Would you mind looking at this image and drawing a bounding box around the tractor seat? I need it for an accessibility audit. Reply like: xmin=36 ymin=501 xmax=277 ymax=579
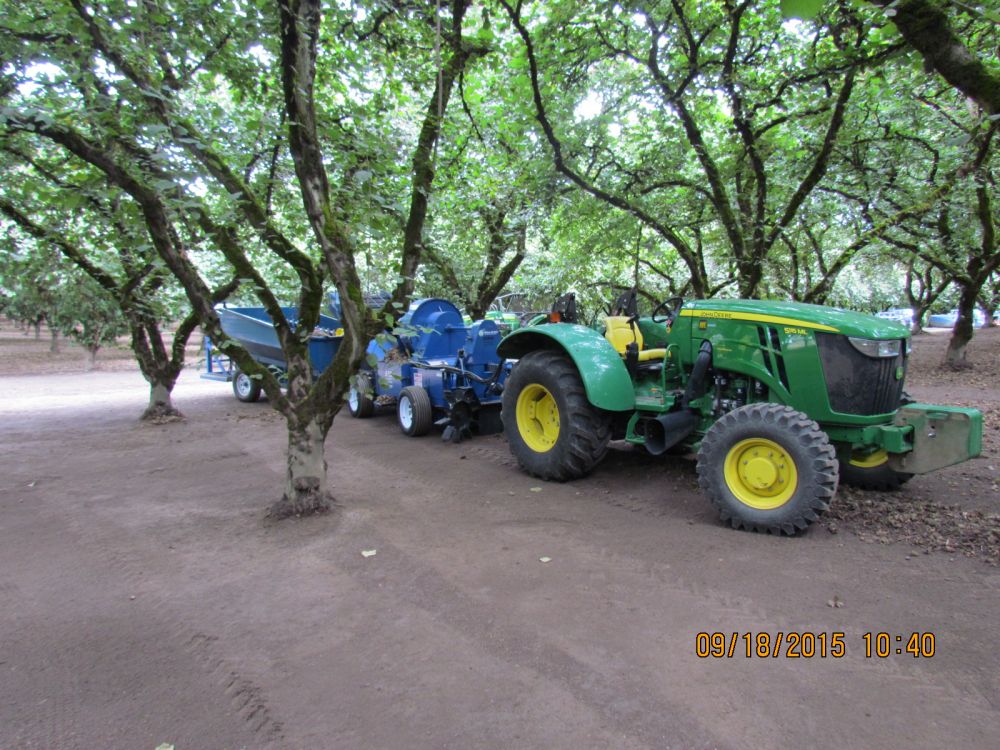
xmin=604 ymin=316 xmax=666 ymax=362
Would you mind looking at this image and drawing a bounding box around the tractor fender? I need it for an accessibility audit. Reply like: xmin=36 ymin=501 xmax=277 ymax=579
xmin=497 ymin=324 xmax=635 ymax=412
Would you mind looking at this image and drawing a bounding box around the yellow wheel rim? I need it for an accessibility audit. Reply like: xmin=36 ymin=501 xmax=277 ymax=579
xmin=849 ymin=449 xmax=888 ymax=468
xmin=516 ymin=383 xmax=560 ymax=453
xmin=723 ymin=438 xmax=798 ymax=510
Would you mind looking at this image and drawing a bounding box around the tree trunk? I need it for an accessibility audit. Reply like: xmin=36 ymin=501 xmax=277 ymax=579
xmin=871 ymin=0 xmax=1000 ymax=116
xmin=944 ymin=288 xmax=978 ymax=369
xmin=84 ymin=344 xmax=99 ymax=371
xmin=981 ymin=302 xmax=997 ymax=328
xmin=737 ymin=259 xmax=763 ymax=300
xmin=49 ymin=329 xmax=60 ymax=353
xmin=141 ymin=378 xmax=183 ymax=421
xmin=270 ymin=416 xmax=332 ymax=518
xmin=34 ymin=320 xmax=41 ymax=339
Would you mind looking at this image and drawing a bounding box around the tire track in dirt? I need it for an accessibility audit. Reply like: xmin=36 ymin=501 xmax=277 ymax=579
xmin=327 ymin=514 xmax=727 ymax=750
xmin=29 ymin=501 xmax=285 ymax=748
xmin=338 ymin=431 xmax=1000 ymax=719
xmin=3 ymin=627 xmax=85 ymax=750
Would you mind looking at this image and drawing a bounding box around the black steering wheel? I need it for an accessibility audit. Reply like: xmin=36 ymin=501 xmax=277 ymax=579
xmin=651 ymin=296 xmax=684 ymax=324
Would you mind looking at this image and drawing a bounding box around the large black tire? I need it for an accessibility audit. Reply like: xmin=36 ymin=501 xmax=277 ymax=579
xmin=348 ymin=373 xmax=375 ymax=418
xmin=398 ymin=386 xmax=433 ymax=437
xmin=838 ymin=452 xmax=913 ymax=491
xmin=232 ymin=369 xmax=262 ymax=403
xmin=697 ymin=403 xmax=839 ymax=535
xmin=502 ymin=350 xmax=611 ymax=481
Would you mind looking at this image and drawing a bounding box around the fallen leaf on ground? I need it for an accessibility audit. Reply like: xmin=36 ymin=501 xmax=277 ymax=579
xmin=361 ymin=549 xmax=376 ymax=558
xmin=539 ymin=556 xmax=552 ymax=563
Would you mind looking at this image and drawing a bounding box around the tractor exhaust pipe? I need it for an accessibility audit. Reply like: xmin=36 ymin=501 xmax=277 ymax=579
xmin=644 ymin=341 xmax=712 ymax=456
xmin=683 ymin=340 xmax=713 ymax=408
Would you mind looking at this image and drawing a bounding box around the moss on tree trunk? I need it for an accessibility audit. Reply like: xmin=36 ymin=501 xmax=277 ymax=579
xmin=270 ymin=416 xmax=332 ymax=519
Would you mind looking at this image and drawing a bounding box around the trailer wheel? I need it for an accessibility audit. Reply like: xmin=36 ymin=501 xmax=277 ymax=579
xmin=839 ymin=450 xmax=912 ymax=491
xmin=502 ymin=350 xmax=611 ymax=481
xmin=233 ymin=369 xmax=262 ymax=403
xmin=348 ymin=374 xmax=375 ymax=418
xmin=698 ymin=403 xmax=838 ymax=534
xmin=398 ymin=386 xmax=433 ymax=437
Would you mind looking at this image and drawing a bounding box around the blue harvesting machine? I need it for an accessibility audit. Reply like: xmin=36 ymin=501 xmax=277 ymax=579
xmin=348 ymin=298 xmax=510 ymax=441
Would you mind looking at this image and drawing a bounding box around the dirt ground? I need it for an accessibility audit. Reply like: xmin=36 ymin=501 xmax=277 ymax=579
xmin=1 ymin=323 xmax=998 ymax=750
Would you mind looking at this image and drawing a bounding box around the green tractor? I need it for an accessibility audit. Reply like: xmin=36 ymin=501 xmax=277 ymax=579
xmin=497 ymin=291 xmax=983 ymax=534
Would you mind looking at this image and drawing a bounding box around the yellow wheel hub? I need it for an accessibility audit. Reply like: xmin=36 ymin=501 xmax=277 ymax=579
xmin=723 ymin=438 xmax=798 ymax=510
xmin=516 ymin=383 xmax=560 ymax=453
xmin=849 ymin=449 xmax=888 ymax=468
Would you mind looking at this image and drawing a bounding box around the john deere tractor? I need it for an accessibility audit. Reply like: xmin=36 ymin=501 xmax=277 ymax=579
xmin=497 ymin=291 xmax=983 ymax=534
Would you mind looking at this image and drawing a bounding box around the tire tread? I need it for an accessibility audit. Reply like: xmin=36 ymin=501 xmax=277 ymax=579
xmin=399 ymin=385 xmax=433 ymax=436
xmin=503 ymin=350 xmax=611 ymax=481
xmin=349 ymin=373 xmax=375 ymax=418
xmin=697 ymin=403 xmax=838 ymax=535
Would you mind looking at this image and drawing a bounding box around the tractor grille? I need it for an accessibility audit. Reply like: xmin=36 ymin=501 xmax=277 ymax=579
xmin=815 ymin=333 xmax=906 ymax=416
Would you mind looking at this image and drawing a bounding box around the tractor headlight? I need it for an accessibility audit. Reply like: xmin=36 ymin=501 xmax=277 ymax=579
xmin=849 ymin=337 xmax=902 ymax=358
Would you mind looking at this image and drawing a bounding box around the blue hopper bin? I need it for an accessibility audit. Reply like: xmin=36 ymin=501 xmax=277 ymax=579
xmin=202 ymin=307 xmax=343 ymax=400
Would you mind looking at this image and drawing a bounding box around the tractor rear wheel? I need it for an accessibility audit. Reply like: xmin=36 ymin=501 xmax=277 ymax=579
xmin=697 ymin=403 xmax=838 ymax=534
xmin=348 ymin=373 xmax=375 ymax=418
xmin=502 ymin=350 xmax=611 ymax=481
xmin=398 ymin=386 xmax=433 ymax=437
xmin=233 ymin=369 xmax=262 ymax=403
xmin=838 ymin=450 xmax=912 ymax=491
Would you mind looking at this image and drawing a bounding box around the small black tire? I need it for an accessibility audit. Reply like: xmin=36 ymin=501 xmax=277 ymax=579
xmin=398 ymin=386 xmax=433 ymax=436
xmin=232 ymin=369 xmax=262 ymax=403
xmin=348 ymin=373 xmax=375 ymax=418
xmin=697 ymin=403 xmax=838 ymax=534
xmin=838 ymin=453 xmax=913 ymax=491
xmin=502 ymin=350 xmax=611 ymax=481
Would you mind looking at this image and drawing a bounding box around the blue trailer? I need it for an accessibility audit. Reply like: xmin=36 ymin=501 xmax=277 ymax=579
xmin=347 ymin=298 xmax=510 ymax=441
xmin=203 ymin=299 xmax=509 ymax=441
xmin=202 ymin=306 xmax=343 ymax=402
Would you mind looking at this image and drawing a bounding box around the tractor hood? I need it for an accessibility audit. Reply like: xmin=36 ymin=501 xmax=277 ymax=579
xmin=680 ymin=299 xmax=911 ymax=340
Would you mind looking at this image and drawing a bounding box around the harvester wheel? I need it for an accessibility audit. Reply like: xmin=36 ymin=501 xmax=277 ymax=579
xmin=232 ymin=369 xmax=262 ymax=403
xmin=398 ymin=386 xmax=433 ymax=437
xmin=839 ymin=450 xmax=912 ymax=491
xmin=348 ymin=373 xmax=375 ymax=418
xmin=697 ymin=403 xmax=838 ymax=534
xmin=502 ymin=350 xmax=611 ymax=481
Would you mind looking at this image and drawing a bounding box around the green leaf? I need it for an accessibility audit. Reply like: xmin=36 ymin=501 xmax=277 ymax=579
xmin=779 ymin=0 xmax=825 ymax=20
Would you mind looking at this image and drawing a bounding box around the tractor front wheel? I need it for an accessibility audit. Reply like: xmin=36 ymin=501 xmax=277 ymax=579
xmin=502 ymin=350 xmax=611 ymax=481
xmin=348 ymin=373 xmax=375 ymax=418
xmin=697 ymin=403 xmax=838 ymax=534
xmin=232 ymin=369 xmax=262 ymax=403
xmin=839 ymin=450 xmax=912 ymax=491
xmin=398 ymin=386 xmax=433 ymax=437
